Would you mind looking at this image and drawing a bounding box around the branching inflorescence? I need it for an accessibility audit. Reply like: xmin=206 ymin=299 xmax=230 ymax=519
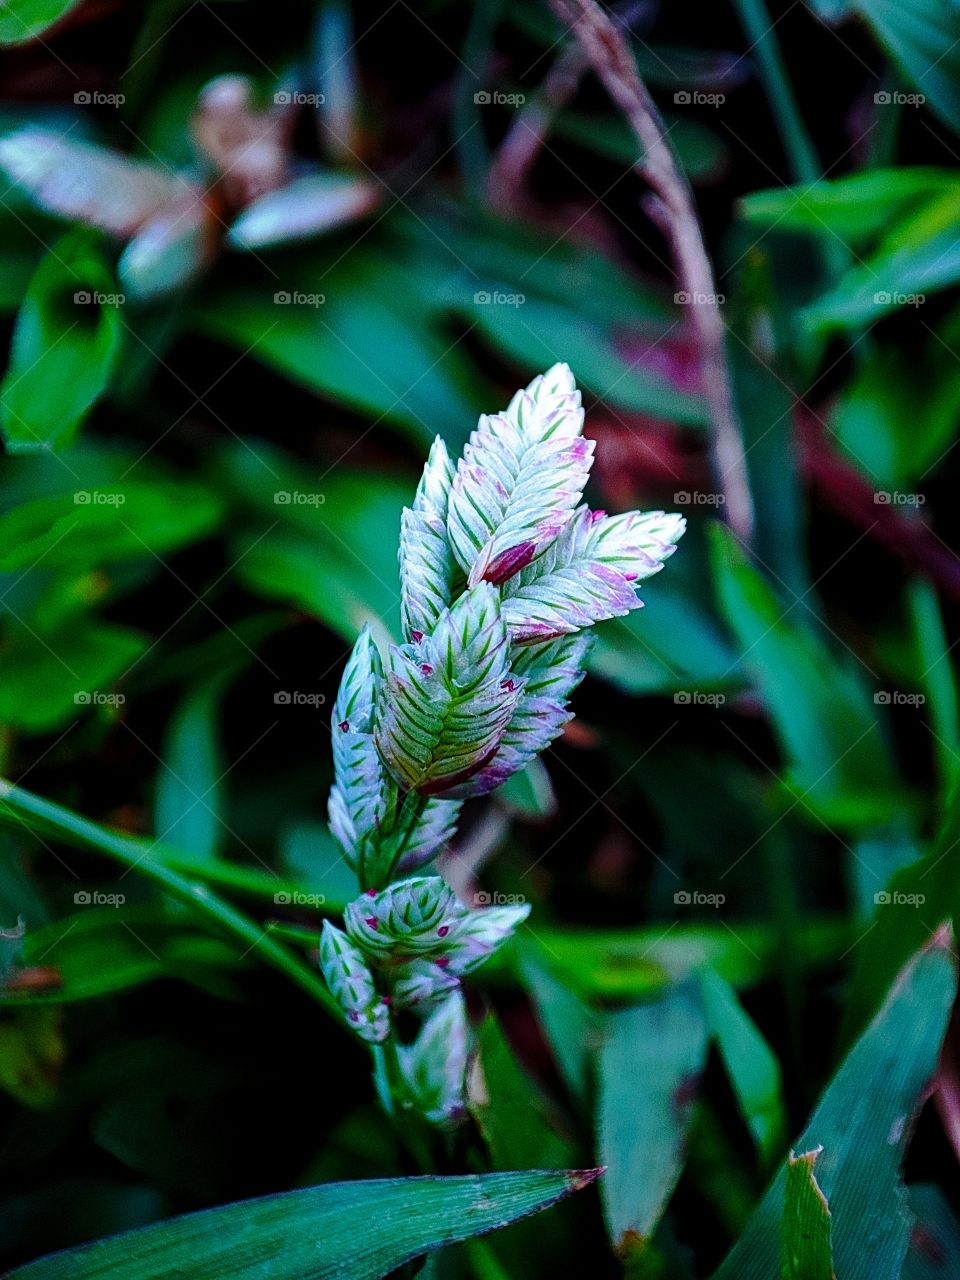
xmin=319 ymin=363 xmax=685 ymax=1126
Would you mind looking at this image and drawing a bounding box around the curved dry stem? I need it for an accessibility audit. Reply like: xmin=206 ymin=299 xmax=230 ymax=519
xmin=546 ymin=0 xmax=755 ymax=545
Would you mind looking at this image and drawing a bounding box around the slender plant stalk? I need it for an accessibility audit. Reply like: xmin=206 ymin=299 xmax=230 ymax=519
xmin=546 ymin=0 xmax=755 ymax=546
xmin=0 ymin=777 xmax=339 ymax=1017
xmin=731 ymin=0 xmax=821 ymax=184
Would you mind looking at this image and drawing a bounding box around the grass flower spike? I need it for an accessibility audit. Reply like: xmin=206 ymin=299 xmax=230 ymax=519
xmin=320 ymin=363 xmax=685 ymax=1126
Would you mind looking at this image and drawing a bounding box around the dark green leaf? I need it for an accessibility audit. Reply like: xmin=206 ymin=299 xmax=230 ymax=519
xmin=0 ymin=618 xmax=144 ymax=734
xmin=597 ymin=985 xmax=709 ymax=1255
xmin=155 ymin=672 xmax=239 ymax=862
xmin=712 ymin=939 xmax=957 ymax=1278
xmin=854 ymin=0 xmax=960 ymax=134
xmin=1 ymin=232 xmax=122 ymax=452
xmin=7 ymin=1169 xmax=602 ymax=1280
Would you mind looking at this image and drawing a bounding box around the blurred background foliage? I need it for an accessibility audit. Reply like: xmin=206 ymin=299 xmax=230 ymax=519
xmin=1 ymin=0 xmax=960 ymax=1276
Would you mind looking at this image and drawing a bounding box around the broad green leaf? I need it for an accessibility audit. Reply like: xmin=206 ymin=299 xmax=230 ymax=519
xmin=597 ymin=985 xmax=709 ymax=1255
xmin=234 ymin=533 xmax=402 ymax=648
xmin=739 ymin=169 xmax=959 ymax=247
xmin=589 ymin=586 xmax=741 ymax=696
xmin=0 ymin=0 xmax=86 ymax=46
xmin=195 ymin=254 xmax=484 ymax=449
xmin=6 ymin=1169 xmax=602 ymax=1280
xmin=709 ymin=524 xmax=899 ymax=827
xmin=854 ymin=0 xmax=960 ymax=134
xmin=831 ymin=341 xmax=960 ymax=487
xmin=700 ymin=970 xmax=787 ymax=1166
xmin=0 ymin=618 xmax=144 ymax=734
xmin=712 ymin=939 xmax=957 ymax=1279
xmin=1 ymin=232 xmax=122 ymax=452
xmin=469 ymin=1016 xmax=582 ymax=1279
xmin=530 ymin=918 xmax=849 ymax=1000
xmin=803 ymin=192 xmax=960 ymax=332
xmin=730 ymin=263 xmax=810 ymax=598
xmin=783 ymin=1148 xmax=834 ymax=1280
xmin=0 ymin=481 xmax=225 ymax=572
xmin=0 ymin=908 xmax=238 ymax=1006
xmin=471 ymin=1014 xmax=576 ymax=1170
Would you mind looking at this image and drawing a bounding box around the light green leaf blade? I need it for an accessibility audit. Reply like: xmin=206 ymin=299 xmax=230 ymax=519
xmin=0 ymin=0 xmax=85 ymax=45
xmin=471 ymin=1014 xmax=576 ymax=1170
xmin=709 ymin=523 xmax=898 ymax=827
xmin=700 ymin=969 xmax=787 ymax=1167
xmin=783 ymin=1147 xmax=835 ymax=1280
xmin=0 ymin=619 xmax=145 ymax=734
xmin=738 ymin=169 xmax=959 ymax=247
xmin=0 ymin=481 xmax=225 ymax=572
xmin=7 ymin=1169 xmax=601 ymax=1280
